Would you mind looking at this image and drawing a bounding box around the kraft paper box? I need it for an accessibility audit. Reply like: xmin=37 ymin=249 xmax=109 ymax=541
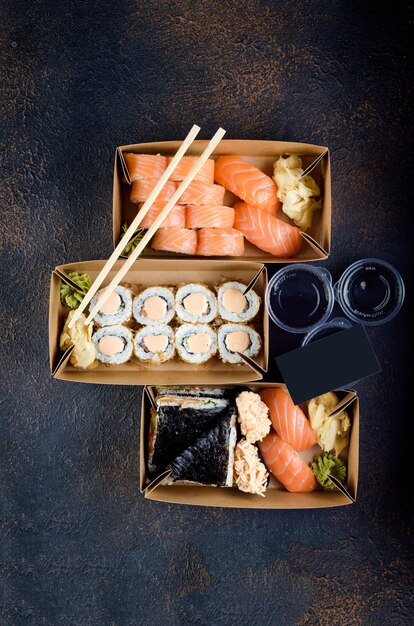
xmin=49 ymin=259 xmax=268 ymax=385
xmin=113 ymin=139 xmax=331 ymax=263
xmin=140 ymin=384 xmax=359 ymax=509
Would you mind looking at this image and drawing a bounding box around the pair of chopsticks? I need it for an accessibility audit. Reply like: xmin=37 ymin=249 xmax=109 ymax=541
xmin=69 ymin=125 xmax=226 ymax=328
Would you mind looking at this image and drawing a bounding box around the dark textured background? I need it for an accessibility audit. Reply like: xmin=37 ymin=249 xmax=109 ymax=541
xmin=1 ymin=1 xmax=413 ymax=624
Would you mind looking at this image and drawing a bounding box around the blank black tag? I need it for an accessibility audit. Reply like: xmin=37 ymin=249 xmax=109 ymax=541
xmin=275 ymin=325 xmax=381 ymax=405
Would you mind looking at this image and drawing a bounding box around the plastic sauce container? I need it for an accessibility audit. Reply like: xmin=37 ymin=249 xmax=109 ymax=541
xmin=301 ymin=317 xmax=352 ymax=346
xmin=334 ymin=258 xmax=405 ymax=325
xmin=266 ymin=264 xmax=335 ymax=334
xmin=266 ymin=259 xmax=405 ymax=334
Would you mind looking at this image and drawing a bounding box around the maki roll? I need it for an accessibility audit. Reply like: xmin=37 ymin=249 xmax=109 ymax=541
xmin=175 ymin=324 xmax=217 ymax=364
xmin=133 ymin=325 xmax=175 ymax=365
xmin=133 ymin=287 xmax=175 ymax=326
xmin=168 ymin=409 xmax=237 ymax=486
xmin=175 ymin=284 xmax=218 ymax=324
xmin=89 ymin=286 xmax=132 ymax=327
xmin=92 ymin=326 xmax=133 ymax=365
xmin=217 ymin=281 xmax=260 ymax=323
xmin=218 ymin=324 xmax=261 ymax=364
xmin=156 ymin=387 xmax=227 ymax=398
xmin=148 ymin=390 xmax=230 ymax=475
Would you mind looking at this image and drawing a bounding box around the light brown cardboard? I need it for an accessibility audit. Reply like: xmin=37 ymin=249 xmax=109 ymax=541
xmin=55 ymin=268 xmax=88 ymax=294
xmin=243 ymin=265 xmax=265 ymax=295
xmin=328 ymin=391 xmax=356 ymax=417
xmin=301 ymin=149 xmax=328 ymax=177
xmin=117 ymin=147 xmax=131 ymax=185
xmin=52 ymin=344 xmax=74 ymax=377
xmin=50 ymin=259 xmax=268 ymax=385
xmin=113 ymin=140 xmax=331 ymax=263
xmin=141 ymin=383 xmax=359 ymax=509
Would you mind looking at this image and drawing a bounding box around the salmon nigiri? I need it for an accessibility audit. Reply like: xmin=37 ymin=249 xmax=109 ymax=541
xmin=151 ymin=227 xmax=197 ymax=255
xmin=130 ymin=179 xmax=176 ymax=204
xmin=137 ymin=203 xmax=186 ymax=229
xmin=259 ymin=431 xmax=317 ymax=493
xmin=177 ymin=181 xmax=225 ymax=206
xmin=123 ymin=153 xmax=167 ymax=181
xmin=260 ymin=388 xmax=317 ymax=451
xmin=215 ymin=156 xmax=280 ymax=215
xmin=233 ymin=202 xmax=302 ymax=257
xmin=186 ymin=205 xmax=235 ymax=229
xmin=168 ymin=156 xmax=215 ymax=184
xmin=196 ymin=228 xmax=244 ymax=257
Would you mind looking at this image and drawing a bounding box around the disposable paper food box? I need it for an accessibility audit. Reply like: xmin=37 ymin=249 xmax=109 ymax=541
xmin=140 ymin=383 xmax=359 ymax=509
xmin=113 ymin=140 xmax=331 ymax=263
xmin=49 ymin=259 xmax=268 ymax=385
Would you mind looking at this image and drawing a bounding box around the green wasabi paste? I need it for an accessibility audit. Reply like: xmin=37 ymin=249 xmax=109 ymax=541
xmin=311 ymin=453 xmax=346 ymax=490
xmin=60 ymin=272 xmax=91 ymax=309
xmin=121 ymin=223 xmax=145 ymax=257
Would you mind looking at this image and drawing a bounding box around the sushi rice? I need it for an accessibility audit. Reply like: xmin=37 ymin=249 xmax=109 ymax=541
xmin=218 ymin=324 xmax=261 ymax=364
xmin=89 ymin=286 xmax=133 ymax=327
xmin=133 ymin=287 xmax=175 ymax=326
xmin=133 ymin=325 xmax=175 ymax=365
xmin=175 ymin=283 xmax=218 ymax=324
xmin=175 ymin=324 xmax=217 ymax=364
xmin=92 ymin=325 xmax=133 ymax=365
xmin=217 ymin=281 xmax=260 ymax=323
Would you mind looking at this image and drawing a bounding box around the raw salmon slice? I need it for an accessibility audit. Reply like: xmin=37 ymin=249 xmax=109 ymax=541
xmin=176 ymin=181 xmax=225 ymax=205
xmin=167 ymin=156 xmax=215 ymax=184
xmin=196 ymin=228 xmax=244 ymax=257
xmin=130 ymin=179 xmax=176 ymax=204
xmin=215 ymin=156 xmax=280 ymax=215
xmin=137 ymin=203 xmax=186 ymax=229
xmin=260 ymin=388 xmax=317 ymax=451
xmin=233 ymin=202 xmax=302 ymax=257
xmin=151 ymin=227 xmax=197 ymax=255
xmin=259 ymin=431 xmax=317 ymax=493
xmin=186 ymin=205 xmax=235 ymax=229
xmin=123 ymin=153 xmax=167 ymax=181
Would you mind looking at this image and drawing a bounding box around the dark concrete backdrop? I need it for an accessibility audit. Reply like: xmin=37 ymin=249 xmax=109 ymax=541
xmin=1 ymin=1 xmax=413 ymax=624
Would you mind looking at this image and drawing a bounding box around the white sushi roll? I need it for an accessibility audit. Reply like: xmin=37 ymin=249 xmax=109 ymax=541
xmin=217 ymin=281 xmax=260 ymax=323
xmin=92 ymin=325 xmax=133 ymax=365
xmin=218 ymin=324 xmax=261 ymax=364
xmin=133 ymin=287 xmax=175 ymax=326
xmin=175 ymin=324 xmax=217 ymax=364
xmin=89 ymin=286 xmax=133 ymax=327
xmin=175 ymin=284 xmax=218 ymax=324
xmin=133 ymin=325 xmax=175 ymax=364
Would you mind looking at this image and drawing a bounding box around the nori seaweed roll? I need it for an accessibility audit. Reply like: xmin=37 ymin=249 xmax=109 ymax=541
xmin=92 ymin=325 xmax=133 ymax=364
xmin=175 ymin=283 xmax=218 ymax=324
xmin=217 ymin=324 xmax=261 ymax=364
xmin=133 ymin=287 xmax=175 ymax=326
xmin=148 ymin=391 xmax=230 ymax=476
xmin=175 ymin=324 xmax=217 ymax=364
xmin=89 ymin=286 xmax=133 ymax=327
xmin=156 ymin=387 xmax=227 ymax=398
xmin=133 ymin=325 xmax=175 ymax=364
xmin=168 ymin=408 xmax=237 ymax=486
xmin=217 ymin=281 xmax=260 ymax=323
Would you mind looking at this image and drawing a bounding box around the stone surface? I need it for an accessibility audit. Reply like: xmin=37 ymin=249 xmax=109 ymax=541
xmin=1 ymin=1 xmax=413 ymax=624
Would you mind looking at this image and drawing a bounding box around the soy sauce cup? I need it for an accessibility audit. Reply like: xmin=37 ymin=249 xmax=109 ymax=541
xmin=266 ymin=264 xmax=335 ymax=334
xmin=334 ymin=258 xmax=405 ymax=325
xmin=301 ymin=317 xmax=352 ymax=346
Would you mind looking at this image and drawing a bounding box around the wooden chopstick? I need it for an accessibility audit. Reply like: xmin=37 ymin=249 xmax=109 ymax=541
xmin=84 ymin=127 xmax=226 ymax=326
xmin=68 ymin=124 xmax=201 ymax=328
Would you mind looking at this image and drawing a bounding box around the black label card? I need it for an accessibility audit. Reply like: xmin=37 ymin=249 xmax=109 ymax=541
xmin=275 ymin=325 xmax=381 ymax=405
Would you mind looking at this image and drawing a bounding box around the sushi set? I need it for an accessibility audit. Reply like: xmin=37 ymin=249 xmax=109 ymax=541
xmin=49 ymin=126 xmax=406 ymax=508
xmin=140 ymin=384 xmax=359 ymax=509
xmin=113 ymin=140 xmax=331 ymax=263
xmin=49 ymin=259 xmax=268 ymax=385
